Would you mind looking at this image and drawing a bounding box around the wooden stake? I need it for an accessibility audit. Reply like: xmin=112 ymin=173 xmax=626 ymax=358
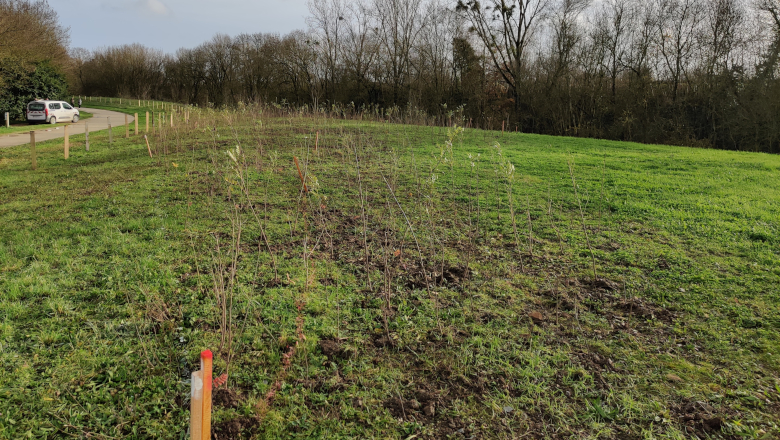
xmin=125 ymin=114 xmax=129 ymax=139
xmin=4 ymin=112 xmax=8 ymax=128
xmin=134 ymin=113 xmax=138 ymax=135
xmin=144 ymin=135 xmax=153 ymax=158
xmin=64 ymin=125 xmax=69 ymax=159
xmin=170 ymin=113 xmax=173 ymax=128
xmin=294 ymin=156 xmax=308 ymax=192
xmin=189 ymin=370 xmax=203 ymax=440
xmin=145 ymin=111 xmax=149 ymax=133
xmin=315 ymin=131 xmax=319 ymax=152
xmin=30 ymin=131 xmax=36 ymax=170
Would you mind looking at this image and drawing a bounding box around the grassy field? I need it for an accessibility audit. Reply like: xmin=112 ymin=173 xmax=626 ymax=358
xmin=0 ymin=102 xmax=778 ymax=439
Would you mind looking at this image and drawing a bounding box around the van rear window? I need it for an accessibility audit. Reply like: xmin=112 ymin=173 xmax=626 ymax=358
xmin=28 ymin=103 xmax=45 ymax=111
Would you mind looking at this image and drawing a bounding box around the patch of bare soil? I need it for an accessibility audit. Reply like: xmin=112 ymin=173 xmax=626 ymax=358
xmin=213 ymin=388 xmax=242 ymax=409
xmin=669 ymin=399 xmax=736 ymax=439
xmin=383 ymin=389 xmax=443 ymax=428
xmin=616 ymin=297 xmax=674 ymax=323
xmin=212 ymin=416 xmax=259 ymax=440
xmin=319 ymin=338 xmax=350 ymax=360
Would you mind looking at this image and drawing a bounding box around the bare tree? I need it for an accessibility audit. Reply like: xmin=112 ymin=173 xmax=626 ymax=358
xmin=68 ymin=47 xmax=91 ymax=94
xmin=756 ymin=0 xmax=780 ymax=31
xmin=274 ymin=31 xmax=320 ymax=104
xmin=655 ymin=0 xmax=704 ymax=102
xmin=456 ymin=0 xmax=552 ymax=107
xmin=622 ymin=1 xmax=655 ymax=82
xmin=702 ymin=0 xmax=745 ymax=76
xmin=167 ymin=47 xmax=207 ymax=104
xmin=234 ymin=33 xmax=279 ymax=104
xmin=593 ymin=0 xmax=636 ymax=100
xmin=0 ymin=0 xmax=69 ymax=64
xmin=372 ymin=0 xmax=428 ymax=103
xmin=415 ymin=0 xmax=461 ymax=107
xmin=308 ymin=0 xmax=348 ymax=102
xmin=202 ymin=34 xmax=240 ymax=106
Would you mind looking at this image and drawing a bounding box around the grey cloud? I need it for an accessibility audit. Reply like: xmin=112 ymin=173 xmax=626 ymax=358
xmin=137 ymin=0 xmax=171 ymax=17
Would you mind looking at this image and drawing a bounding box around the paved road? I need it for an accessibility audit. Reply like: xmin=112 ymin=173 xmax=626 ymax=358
xmin=0 ymin=108 xmax=134 ymax=149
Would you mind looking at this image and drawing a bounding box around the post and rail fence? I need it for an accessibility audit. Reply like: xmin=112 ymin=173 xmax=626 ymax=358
xmin=12 ymin=98 xmax=195 ymax=170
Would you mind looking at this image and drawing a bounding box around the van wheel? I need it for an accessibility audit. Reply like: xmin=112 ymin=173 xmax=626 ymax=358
xmin=49 ymin=117 xmax=56 ymax=124
xmin=72 ymin=115 xmax=79 ymax=123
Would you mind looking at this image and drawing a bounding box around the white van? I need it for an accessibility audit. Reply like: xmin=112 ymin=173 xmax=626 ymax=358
xmin=26 ymin=100 xmax=80 ymax=124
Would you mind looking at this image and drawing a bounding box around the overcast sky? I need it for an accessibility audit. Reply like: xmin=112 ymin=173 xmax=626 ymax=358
xmin=52 ymin=0 xmax=310 ymax=54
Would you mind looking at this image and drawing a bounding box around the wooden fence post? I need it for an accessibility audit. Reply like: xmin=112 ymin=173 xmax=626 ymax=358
xmin=85 ymin=122 xmax=90 ymax=151
xmin=170 ymin=112 xmax=173 ymax=128
xmin=125 ymin=114 xmax=129 ymax=139
xmin=64 ymin=125 xmax=69 ymax=159
xmin=134 ymin=113 xmax=138 ymax=135
xmin=30 ymin=131 xmax=36 ymax=170
xmin=4 ymin=112 xmax=8 ymax=128
xmin=144 ymin=135 xmax=153 ymax=158
xmin=145 ymin=111 xmax=149 ymax=133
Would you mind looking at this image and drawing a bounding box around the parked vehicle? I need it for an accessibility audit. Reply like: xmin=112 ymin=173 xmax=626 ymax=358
xmin=26 ymin=100 xmax=80 ymax=124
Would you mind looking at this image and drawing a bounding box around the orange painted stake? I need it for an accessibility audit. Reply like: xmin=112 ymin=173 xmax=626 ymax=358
xmin=201 ymin=350 xmax=213 ymax=440
xmin=189 ymin=350 xmax=213 ymax=440
xmin=294 ymin=156 xmax=308 ymax=192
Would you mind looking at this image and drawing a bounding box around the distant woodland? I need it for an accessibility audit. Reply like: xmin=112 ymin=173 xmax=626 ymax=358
xmin=14 ymin=0 xmax=780 ymax=152
xmin=0 ymin=0 xmax=69 ymax=119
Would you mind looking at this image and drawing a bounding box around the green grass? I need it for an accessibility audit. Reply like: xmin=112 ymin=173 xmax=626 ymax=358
xmin=0 ymin=103 xmax=778 ymax=439
xmin=0 ymin=111 xmax=94 ymax=136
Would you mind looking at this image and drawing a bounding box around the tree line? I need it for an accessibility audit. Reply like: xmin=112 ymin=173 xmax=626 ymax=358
xmin=67 ymin=0 xmax=780 ymax=153
xmin=0 ymin=0 xmax=69 ymax=120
